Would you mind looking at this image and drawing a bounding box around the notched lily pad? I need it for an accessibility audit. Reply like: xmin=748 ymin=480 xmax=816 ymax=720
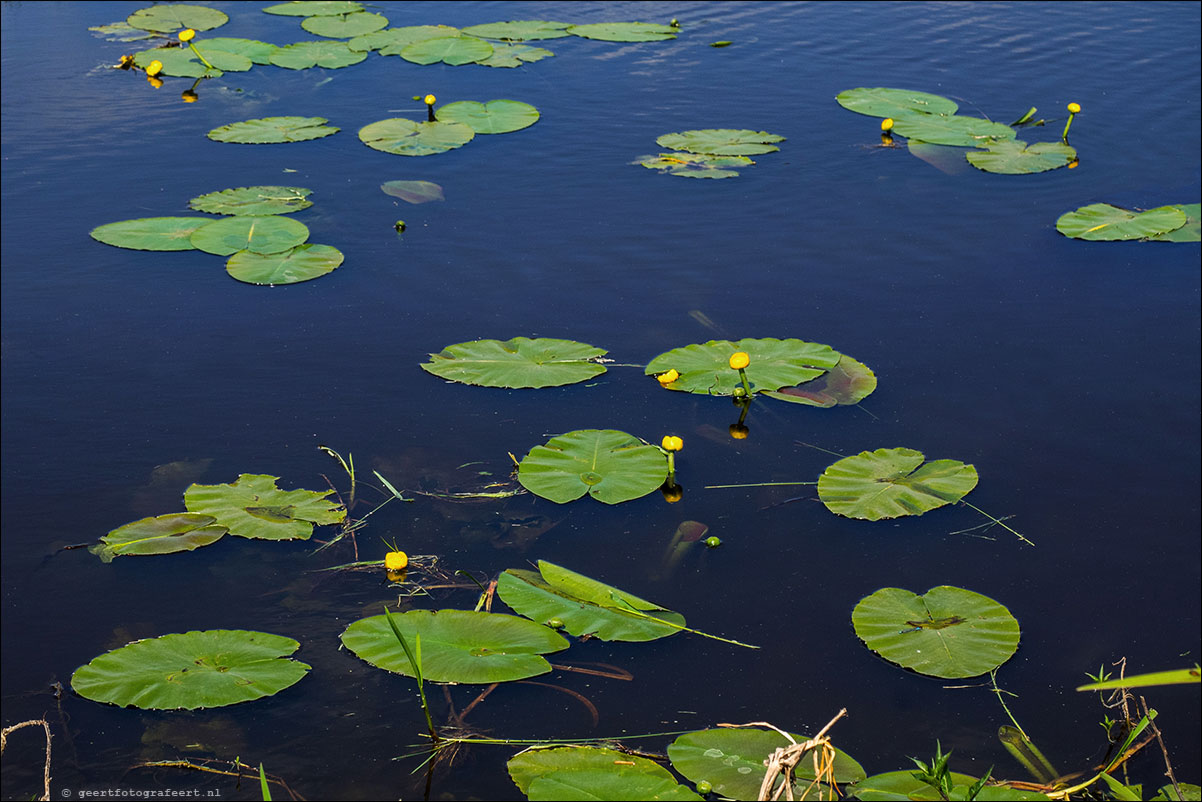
xmin=518 ymin=429 xmax=668 ymax=504
xmin=401 ymin=35 xmax=493 ymax=66
xmin=184 ymin=473 xmax=345 ymax=540
xmin=381 ymin=180 xmax=444 ymax=204
xmin=189 ymin=186 xmax=313 ymax=216
xmin=509 ymin=746 xmax=703 ymax=801
xmin=1056 ymin=203 xmax=1189 ymax=241
xmin=359 ymin=119 xmax=475 ymax=156
xmin=349 ymin=25 xmax=459 ymax=54
xmin=761 ymin=354 xmax=877 ymax=407
xmin=301 ymin=11 xmax=388 ymax=38
xmin=226 ymin=244 xmax=343 ymax=285
xmin=71 ymin=630 xmax=309 ymax=710
xmin=852 ymin=586 xmax=1021 ymax=678
xmin=190 ymin=216 xmax=310 ymax=256
xmin=891 ymin=114 xmax=1016 ymax=147
xmin=127 ymin=4 xmax=228 ymax=33
xmin=1149 ymin=203 xmax=1201 ymax=242
xmin=461 ymin=21 xmax=572 ymax=41
xmin=566 ymin=22 xmax=678 ymax=42
xmin=836 ymin=87 xmax=959 ymax=118
xmin=132 ymin=47 xmax=225 ymax=79
xmin=639 ymin=152 xmax=753 ymax=179
xmin=645 ymin=338 xmax=841 ymax=396
xmin=656 ymin=129 xmax=785 ymax=156
xmin=818 ymin=447 xmax=978 ymax=521
xmin=90 ymin=217 xmax=209 ymax=251
xmin=435 ymin=100 xmax=540 ymax=134
xmin=262 ymin=1 xmax=363 ymax=16
xmin=421 ymin=337 xmax=607 ymax=388
xmin=89 ymin=513 xmax=227 ymax=563
xmin=207 ymin=116 xmax=340 ymax=144
xmin=269 ymin=40 xmax=367 ymax=69
xmin=966 ymin=139 xmax=1076 ymax=174
xmin=476 ymin=43 xmax=554 ymax=68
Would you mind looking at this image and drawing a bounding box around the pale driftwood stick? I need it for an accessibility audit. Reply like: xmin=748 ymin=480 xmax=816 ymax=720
xmin=0 ymin=718 xmax=52 ymax=801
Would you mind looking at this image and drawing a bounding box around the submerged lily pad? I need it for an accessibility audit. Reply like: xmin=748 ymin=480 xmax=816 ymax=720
xmin=639 ymin=152 xmax=754 ymax=178
xmin=645 ymin=338 xmax=841 ymax=396
xmin=761 ymin=354 xmax=877 ymax=407
xmin=127 ymin=4 xmax=228 ymax=33
xmin=72 ymin=631 xmax=309 ymax=710
xmin=668 ymin=728 xmax=866 ymax=800
xmin=836 ymin=87 xmax=959 ymax=118
xmin=966 ymin=139 xmax=1076 ymax=174
xmin=891 ymin=115 xmax=1016 ymax=147
xmin=90 ymin=217 xmax=208 ymax=251
xmin=436 ymin=100 xmax=540 ymax=134
xmin=189 ymin=216 xmax=310 ymax=256
xmin=509 ymin=746 xmax=703 ymax=801
xmin=851 ymin=586 xmax=1021 ymax=678
xmin=359 ymin=119 xmax=475 ymax=156
xmin=461 ymin=20 xmax=572 ymax=41
xmin=208 ymin=116 xmax=340 ymax=144
xmin=477 ymin=43 xmax=554 ymax=68
xmin=89 ymin=513 xmax=227 ymax=563
xmin=518 ymin=429 xmax=668 ymax=504
xmin=269 ymin=40 xmax=367 ymax=69
xmin=1149 ymin=203 xmax=1201 ymax=242
xmin=498 ymin=560 xmax=685 ymax=642
xmin=301 ymin=11 xmax=388 ymax=38
xmin=339 ymin=609 xmax=568 ymax=684
xmin=381 ymin=180 xmax=444 ymax=204
xmin=401 ymin=35 xmax=493 ymax=65
xmin=226 ymin=244 xmax=343 ymax=285
xmin=262 ymin=1 xmax=363 ymax=15
xmin=349 ymin=25 xmax=460 ymax=54
xmin=566 ymin=22 xmax=678 ymax=42
xmin=421 ymin=337 xmax=606 ymax=388
xmin=189 ymin=186 xmax=313 ymax=216
xmin=656 ymin=129 xmax=785 ymax=156
xmin=90 ymin=21 xmax=158 ymax=42
xmin=184 ymin=474 xmax=345 ymax=540
xmin=818 ymin=447 xmax=978 ymax=521
xmin=1055 ymin=203 xmax=1188 ymax=241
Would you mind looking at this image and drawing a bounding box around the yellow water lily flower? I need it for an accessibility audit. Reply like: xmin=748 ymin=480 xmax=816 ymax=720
xmin=146 ymin=59 xmax=163 ymax=77
xmin=1067 ymin=102 xmax=1081 ymax=114
xmin=661 ymin=435 xmax=684 ymax=452
xmin=424 ymin=94 xmax=437 ymax=105
xmin=881 ymin=118 xmax=894 ymax=132
xmin=657 ymin=369 xmax=680 ymax=385
xmin=729 ymin=352 xmax=750 ymax=370
xmin=385 ymin=550 xmax=408 ymax=571
xmin=178 ymin=28 xmax=196 ymax=42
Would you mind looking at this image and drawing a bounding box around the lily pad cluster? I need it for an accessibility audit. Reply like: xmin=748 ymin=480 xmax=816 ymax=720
xmin=638 ymin=129 xmax=786 ymax=178
xmin=837 ymin=87 xmax=1077 ymax=174
xmin=1056 ymin=202 xmax=1200 ymax=242
xmin=89 ymin=186 xmax=345 ymax=285
xmin=360 ymin=99 xmax=540 ymax=157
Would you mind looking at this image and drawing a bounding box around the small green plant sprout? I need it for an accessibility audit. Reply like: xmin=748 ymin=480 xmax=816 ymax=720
xmin=660 ymin=435 xmax=683 ymax=485
xmin=178 ymin=28 xmax=215 ymax=71
xmin=1061 ymin=102 xmax=1081 ymax=142
xmin=394 ymin=219 xmax=406 ymax=233
xmin=1010 ymin=106 xmax=1039 ymax=126
xmin=424 ymin=93 xmax=437 ymax=122
xmin=382 ymin=606 xmax=438 ymax=744
xmin=704 ymin=536 xmax=721 ymax=548
xmin=258 ymin=763 xmax=272 ymax=801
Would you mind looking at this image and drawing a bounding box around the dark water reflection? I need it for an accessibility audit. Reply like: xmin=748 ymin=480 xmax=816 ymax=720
xmin=2 ymin=2 xmax=1199 ymax=799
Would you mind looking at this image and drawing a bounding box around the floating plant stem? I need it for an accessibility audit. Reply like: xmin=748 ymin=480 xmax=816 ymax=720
xmin=959 ymin=501 xmax=1035 ymax=546
xmin=704 ymin=481 xmax=817 ymax=489
xmin=609 ymin=595 xmax=759 ymax=649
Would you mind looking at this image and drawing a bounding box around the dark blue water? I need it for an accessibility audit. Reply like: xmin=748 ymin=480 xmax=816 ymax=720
xmin=3 ymin=2 xmax=1199 ymax=799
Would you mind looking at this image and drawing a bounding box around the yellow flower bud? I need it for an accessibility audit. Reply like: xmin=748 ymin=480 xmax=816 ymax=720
xmin=881 ymin=117 xmax=894 ymax=132
xmin=179 ymin=28 xmax=196 ymax=42
xmin=661 ymin=435 xmax=683 ymax=452
xmin=424 ymin=94 xmax=437 ymax=106
xmin=657 ymin=369 xmax=680 ymax=385
xmin=146 ymin=60 xmax=164 ymax=77
xmin=385 ymin=550 xmax=408 ymax=571
xmin=729 ymin=352 xmax=750 ymax=370
xmin=1067 ymin=102 xmax=1081 ymax=114
xmin=182 ymin=90 xmax=198 ymax=103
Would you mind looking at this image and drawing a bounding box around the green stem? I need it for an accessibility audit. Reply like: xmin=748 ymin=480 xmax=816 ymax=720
xmin=737 ymin=367 xmax=753 ymax=396
xmin=188 ymin=42 xmax=215 ymax=71
xmin=384 ymin=608 xmax=438 ymax=744
xmin=960 ymin=501 xmax=1035 ymax=546
xmin=704 ymin=481 xmax=818 ymax=489
xmin=609 ymin=595 xmax=759 ymax=649
xmin=1061 ymin=112 xmax=1075 ymax=142
xmin=666 ymin=452 xmax=676 ymax=485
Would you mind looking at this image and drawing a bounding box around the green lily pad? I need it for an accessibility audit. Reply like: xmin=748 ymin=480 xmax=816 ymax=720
xmin=1149 ymin=203 xmax=1202 ymax=242
xmin=401 ymin=35 xmax=494 ymax=65
xmin=127 ymin=4 xmax=228 ymax=33
xmin=509 ymin=746 xmax=703 ymax=801
xmin=72 ymin=630 xmax=308 ymax=710
xmin=639 ymin=152 xmax=754 ymax=178
xmin=498 ymin=560 xmax=686 ymax=642
xmin=668 ymin=727 xmax=866 ymax=800
xmin=90 ymin=22 xmax=158 ymax=42
xmin=656 ymin=129 xmax=785 ymax=156
xmin=269 ymin=40 xmax=368 ymax=69
xmin=892 ymin=115 xmax=1016 ymax=147
xmin=1151 ymin=782 xmax=1202 ymax=801
xmin=966 ymin=139 xmax=1076 ymax=174
xmin=1056 ymin=203 xmax=1188 ymax=241
xmin=358 ymin=119 xmax=475 ymax=156
xmin=189 ymin=216 xmax=310 ymax=256
xmin=461 ymin=21 xmax=572 ymax=41
xmin=835 ymin=87 xmax=959 ymax=119
xmin=852 ymin=586 xmax=1021 ymax=679
xmin=476 ymin=43 xmax=554 ymax=68
xmin=198 ymin=38 xmax=280 ymax=64
xmin=90 ymin=217 xmax=209 ymax=251
xmin=262 ymin=1 xmax=363 ymax=15
xmin=89 ymin=513 xmax=227 ymax=563
xmin=207 ymin=116 xmax=340 ymax=144
xmin=818 ymin=447 xmax=978 ymax=521
xmin=132 ymin=46 xmax=225 ymax=79
xmin=566 ymin=22 xmax=678 ymax=42
xmin=226 ymin=244 xmax=343 ymax=285
xmin=189 ymin=186 xmax=313 ymax=216
xmin=348 ymin=25 xmax=460 ymax=54
xmin=761 ymin=354 xmax=877 ymax=407
xmin=645 ymin=338 xmax=842 ymax=396
xmin=420 ymin=337 xmax=606 ymax=388
xmin=518 ymin=429 xmax=668 ymax=505
xmin=381 ymin=180 xmax=444 ymax=204
xmin=849 ymin=770 xmax=1048 ymax=800
xmin=184 ymin=474 xmax=345 ymax=540
xmin=435 ymin=100 xmax=540 ymax=134
xmin=301 ymin=11 xmax=388 ymax=38
xmin=339 ymin=609 xmax=568 ymax=684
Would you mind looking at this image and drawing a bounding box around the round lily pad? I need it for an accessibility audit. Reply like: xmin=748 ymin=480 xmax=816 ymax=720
xmin=262 ymin=1 xmax=364 ymax=15
xmin=184 ymin=474 xmax=345 ymax=540
xmin=189 ymin=186 xmax=313 ymax=216
xmin=132 ymin=46 xmax=226 ymax=78
xmin=89 ymin=513 xmax=227 ymax=563
xmin=381 ymin=180 xmax=444 ymax=204
xmin=207 ymin=116 xmax=340 ymax=144
xmin=90 ymin=217 xmax=209 ymax=251
xmin=1055 ymin=203 xmax=1188 ymax=241
xmin=435 ymin=100 xmax=539 ymax=134
xmin=420 ymin=337 xmax=606 ymax=388
xmin=461 ymin=21 xmax=572 ymax=41
xmin=127 ymin=4 xmax=228 ymax=33
xmin=1149 ymin=203 xmax=1201 ymax=242
xmin=656 ymin=129 xmax=785 ymax=156
xmin=509 ymin=747 xmax=702 ymax=801
xmin=817 ymin=447 xmax=978 ymax=521
xmin=358 ymin=119 xmax=475 ymax=156
xmin=645 ymin=338 xmax=842 ymax=396
xmin=340 ymin=609 xmax=568 ymax=684
xmin=199 ymin=37 xmax=279 ymax=64
xmin=401 ymin=35 xmax=493 ymax=65
xmin=891 ymin=115 xmax=1016 ymax=147
xmin=518 ymin=429 xmax=668 ymax=505
xmin=851 ymin=586 xmax=1021 ymax=678
xmin=226 ymin=244 xmax=343 ymax=285
xmin=835 ymin=87 xmax=959 ymax=118
xmin=349 ymin=25 xmax=459 ymax=54
xmin=189 ymin=216 xmax=310 ymax=256
xmin=639 ymin=152 xmax=754 ymax=178
xmin=477 ymin=43 xmax=554 ymax=68
xmin=301 ymin=11 xmax=388 ymax=38
xmin=71 ymin=630 xmax=310 ymax=710
xmin=566 ymin=22 xmax=678 ymax=42
xmin=760 ymin=354 xmax=877 ymax=407
xmin=269 ymin=40 xmax=367 ymax=69
xmin=966 ymin=139 xmax=1076 ymax=174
